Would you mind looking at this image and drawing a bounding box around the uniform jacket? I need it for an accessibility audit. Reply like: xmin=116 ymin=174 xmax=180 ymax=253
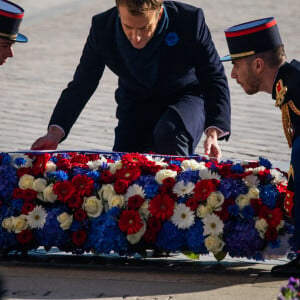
xmin=49 ymin=1 xmax=231 ymax=148
xmin=272 ymin=60 xmax=300 ymax=147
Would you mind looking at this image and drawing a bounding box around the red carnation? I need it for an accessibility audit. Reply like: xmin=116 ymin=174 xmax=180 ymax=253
xmin=114 ymin=179 xmax=130 ymax=194
xmin=265 ymin=227 xmax=278 ymax=242
xmin=258 ymin=205 xmax=283 ymax=228
xmin=21 ymin=201 xmax=35 ymax=214
xmin=70 ymin=154 xmax=89 ymax=165
xmin=53 ymin=181 xmax=76 ymax=203
xmin=17 ymin=229 xmax=33 ymax=244
xmin=74 ymin=209 xmax=88 ymax=221
xmin=185 ymin=197 xmax=199 ymax=211
xmin=149 ymin=193 xmax=174 ymax=221
xmin=100 ymin=170 xmax=115 ymax=184
xmin=143 ymin=228 xmax=157 ymax=244
xmin=167 ymin=164 xmax=182 ymax=172
xmin=56 ymin=158 xmax=72 ymax=171
xmin=141 ymin=160 xmax=162 ymax=174
xmin=67 ymin=194 xmax=84 ymax=210
xmin=22 ymin=189 xmax=38 ymax=202
xmin=16 ymin=167 xmax=32 ymax=178
xmin=71 ymin=174 xmax=94 ymax=196
xmin=119 ymin=210 xmax=143 ymax=234
xmin=147 ymin=216 xmax=162 ymax=232
xmin=72 ymin=230 xmax=87 ymax=246
xmin=127 ymin=195 xmax=145 ymax=210
xmin=162 ymin=177 xmax=176 ymax=189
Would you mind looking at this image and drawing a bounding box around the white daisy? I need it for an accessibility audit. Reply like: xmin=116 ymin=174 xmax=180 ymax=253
xmin=245 ymin=166 xmax=266 ymax=175
xmin=171 ymin=203 xmax=195 ymax=229
xmin=172 ymin=180 xmax=195 ymax=197
xmin=125 ymin=184 xmax=146 ymax=201
xmin=199 ymin=169 xmax=221 ymax=180
xmin=144 ymin=155 xmax=168 ymax=168
xmin=27 ymin=205 xmax=47 ymax=229
xmin=202 ymin=213 xmax=224 ymax=236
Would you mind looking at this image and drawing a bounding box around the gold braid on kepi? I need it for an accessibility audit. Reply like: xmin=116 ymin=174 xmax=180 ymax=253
xmin=280 ymin=103 xmax=293 ymax=148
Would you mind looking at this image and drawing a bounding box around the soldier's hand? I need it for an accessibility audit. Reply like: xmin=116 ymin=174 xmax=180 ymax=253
xmin=203 ymin=128 xmax=222 ymax=161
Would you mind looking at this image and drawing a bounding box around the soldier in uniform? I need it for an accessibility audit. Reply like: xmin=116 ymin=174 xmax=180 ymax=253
xmin=31 ymin=0 xmax=231 ymax=159
xmin=0 ymin=0 xmax=28 ymax=65
xmin=221 ymin=17 xmax=300 ymax=276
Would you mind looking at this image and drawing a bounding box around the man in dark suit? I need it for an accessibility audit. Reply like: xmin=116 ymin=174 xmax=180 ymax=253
xmin=31 ymin=0 xmax=231 ymax=158
xmin=221 ymin=17 xmax=300 ymax=276
xmin=0 ymin=0 xmax=28 ymax=65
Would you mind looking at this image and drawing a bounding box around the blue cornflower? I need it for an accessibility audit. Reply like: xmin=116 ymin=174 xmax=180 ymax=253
xmin=259 ymin=157 xmax=272 ymax=169
xmin=185 ymin=220 xmax=208 ymax=254
xmin=177 ymin=170 xmax=200 ymax=183
xmin=259 ymin=184 xmax=279 ymax=209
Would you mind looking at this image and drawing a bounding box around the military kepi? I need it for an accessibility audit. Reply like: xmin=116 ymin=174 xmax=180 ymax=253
xmin=221 ymin=17 xmax=282 ymax=62
xmin=0 ymin=0 xmax=27 ymax=42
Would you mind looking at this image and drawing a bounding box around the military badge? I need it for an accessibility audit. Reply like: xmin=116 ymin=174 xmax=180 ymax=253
xmin=275 ymin=79 xmax=287 ymax=107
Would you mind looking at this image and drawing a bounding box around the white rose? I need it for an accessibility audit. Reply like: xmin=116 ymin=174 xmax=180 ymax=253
xmin=19 ymin=174 xmax=34 ymax=190
xmin=204 ymin=234 xmax=225 ymax=255
xmin=12 ymin=215 xmax=28 ymax=233
xmin=45 ymin=161 xmax=57 ymax=174
xmin=255 ymin=218 xmax=268 ymax=238
xmin=207 ymin=192 xmax=224 ymax=209
xmin=57 ymin=212 xmax=73 ymax=230
xmin=32 ymin=178 xmax=47 ymax=192
xmin=98 ymin=184 xmax=115 ymax=202
xmin=108 ymin=161 xmax=122 ymax=174
xmin=181 ymin=159 xmax=206 ymax=171
xmin=127 ymin=222 xmax=146 ymax=245
xmin=83 ymin=196 xmax=103 ymax=218
xmin=2 ymin=217 xmax=14 ymax=232
xmin=247 ymin=187 xmax=260 ymax=199
xmin=42 ymin=183 xmax=57 ymax=203
xmin=155 ymin=169 xmax=177 ymax=184
xmin=235 ymin=194 xmax=251 ymax=209
xmin=108 ymin=194 xmax=125 ymax=209
xmin=196 ymin=204 xmax=212 ymax=218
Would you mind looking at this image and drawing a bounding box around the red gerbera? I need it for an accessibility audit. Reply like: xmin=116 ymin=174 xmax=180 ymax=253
xmin=119 ymin=210 xmax=143 ymax=234
xmin=70 ymin=154 xmax=89 ymax=165
xmin=53 ymin=181 xmax=76 ymax=203
xmin=114 ymin=179 xmax=130 ymax=194
xmin=162 ymin=177 xmax=176 ymax=189
xmin=121 ymin=153 xmax=146 ymax=168
xmin=72 ymin=230 xmax=87 ymax=246
xmin=17 ymin=229 xmax=33 ymax=244
xmin=147 ymin=216 xmax=162 ymax=232
xmin=115 ymin=167 xmax=141 ymax=182
xmin=149 ymin=193 xmax=174 ymax=221
xmin=127 ymin=195 xmax=145 ymax=210
xmin=193 ymin=179 xmax=218 ymax=202
xmin=71 ymin=174 xmax=94 ymax=196
xmin=56 ymin=158 xmax=72 ymax=172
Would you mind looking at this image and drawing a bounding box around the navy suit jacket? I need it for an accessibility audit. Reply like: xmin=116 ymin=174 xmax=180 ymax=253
xmin=49 ymin=1 xmax=231 ymax=149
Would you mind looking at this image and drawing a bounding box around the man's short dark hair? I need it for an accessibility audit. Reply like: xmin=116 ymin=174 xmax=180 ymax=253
xmin=247 ymin=45 xmax=287 ymax=69
xmin=115 ymin=0 xmax=163 ymax=15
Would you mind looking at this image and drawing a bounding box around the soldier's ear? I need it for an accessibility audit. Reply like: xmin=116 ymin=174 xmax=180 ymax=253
xmin=254 ymin=58 xmax=264 ymax=73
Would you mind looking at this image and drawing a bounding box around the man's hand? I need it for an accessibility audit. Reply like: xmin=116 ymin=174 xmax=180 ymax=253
xmin=31 ymin=126 xmax=64 ymax=150
xmin=203 ymin=128 xmax=222 ymax=161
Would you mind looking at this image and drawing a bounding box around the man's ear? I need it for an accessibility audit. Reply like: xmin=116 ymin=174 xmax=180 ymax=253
xmin=254 ymin=58 xmax=264 ymax=73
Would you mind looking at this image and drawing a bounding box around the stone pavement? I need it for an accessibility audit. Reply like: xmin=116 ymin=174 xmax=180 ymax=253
xmin=1 ymin=0 xmax=300 ymax=299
